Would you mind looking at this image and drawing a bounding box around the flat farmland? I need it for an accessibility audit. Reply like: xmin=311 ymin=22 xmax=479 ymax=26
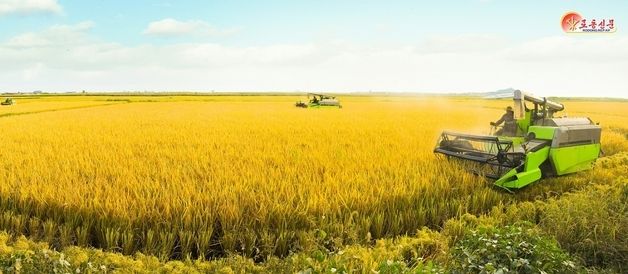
xmin=0 ymin=95 xmax=626 ymax=263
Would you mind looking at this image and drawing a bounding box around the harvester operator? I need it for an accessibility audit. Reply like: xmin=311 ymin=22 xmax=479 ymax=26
xmin=490 ymin=106 xmax=516 ymax=136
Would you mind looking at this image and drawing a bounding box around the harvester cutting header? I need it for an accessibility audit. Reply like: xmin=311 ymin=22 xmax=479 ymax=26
xmin=434 ymin=90 xmax=601 ymax=190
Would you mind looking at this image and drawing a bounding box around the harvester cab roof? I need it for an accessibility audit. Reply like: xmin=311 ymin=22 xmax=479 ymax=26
xmin=434 ymin=90 xmax=601 ymax=191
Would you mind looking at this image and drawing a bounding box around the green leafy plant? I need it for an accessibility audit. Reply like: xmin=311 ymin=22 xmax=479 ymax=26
xmin=450 ymin=224 xmax=577 ymax=274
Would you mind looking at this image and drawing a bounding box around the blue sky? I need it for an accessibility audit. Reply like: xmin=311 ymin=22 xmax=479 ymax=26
xmin=0 ymin=0 xmax=627 ymax=97
xmin=3 ymin=1 xmax=623 ymax=45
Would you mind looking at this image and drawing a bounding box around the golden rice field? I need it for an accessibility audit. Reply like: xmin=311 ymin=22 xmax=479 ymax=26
xmin=0 ymin=95 xmax=626 ymax=261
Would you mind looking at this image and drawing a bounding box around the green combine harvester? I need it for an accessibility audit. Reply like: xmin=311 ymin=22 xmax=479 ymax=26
xmin=295 ymin=93 xmax=342 ymax=108
xmin=434 ymin=90 xmax=601 ymax=190
xmin=1 ymin=98 xmax=15 ymax=105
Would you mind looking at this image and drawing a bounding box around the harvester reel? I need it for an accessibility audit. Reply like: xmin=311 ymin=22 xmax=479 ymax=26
xmin=434 ymin=131 xmax=523 ymax=180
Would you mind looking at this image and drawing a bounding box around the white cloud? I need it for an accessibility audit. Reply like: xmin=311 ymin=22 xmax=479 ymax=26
xmin=0 ymin=0 xmax=62 ymax=16
xmin=502 ymin=36 xmax=628 ymax=63
xmin=1 ymin=23 xmax=627 ymax=98
xmin=21 ymin=62 xmax=45 ymax=80
xmin=5 ymin=21 xmax=94 ymax=48
xmin=143 ymin=18 xmax=237 ymax=37
xmin=419 ymin=34 xmax=508 ymax=53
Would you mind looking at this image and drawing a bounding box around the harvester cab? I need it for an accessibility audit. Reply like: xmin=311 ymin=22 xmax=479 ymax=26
xmin=1 ymin=98 xmax=15 ymax=106
xmin=295 ymin=93 xmax=342 ymax=108
xmin=434 ymin=90 xmax=601 ymax=190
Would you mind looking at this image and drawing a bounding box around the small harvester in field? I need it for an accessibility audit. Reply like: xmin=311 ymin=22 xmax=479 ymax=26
xmin=434 ymin=90 xmax=601 ymax=190
xmin=295 ymin=93 xmax=342 ymax=108
xmin=1 ymin=98 xmax=15 ymax=106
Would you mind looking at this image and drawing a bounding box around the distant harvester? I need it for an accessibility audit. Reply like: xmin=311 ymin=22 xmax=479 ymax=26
xmin=1 ymin=98 xmax=15 ymax=106
xmin=295 ymin=93 xmax=342 ymax=108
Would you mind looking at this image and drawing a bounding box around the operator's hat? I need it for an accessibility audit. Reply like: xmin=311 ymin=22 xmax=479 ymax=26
xmin=506 ymin=106 xmax=513 ymax=111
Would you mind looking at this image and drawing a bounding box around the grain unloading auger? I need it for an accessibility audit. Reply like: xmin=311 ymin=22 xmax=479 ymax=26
xmin=434 ymin=90 xmax=601 ymax=190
